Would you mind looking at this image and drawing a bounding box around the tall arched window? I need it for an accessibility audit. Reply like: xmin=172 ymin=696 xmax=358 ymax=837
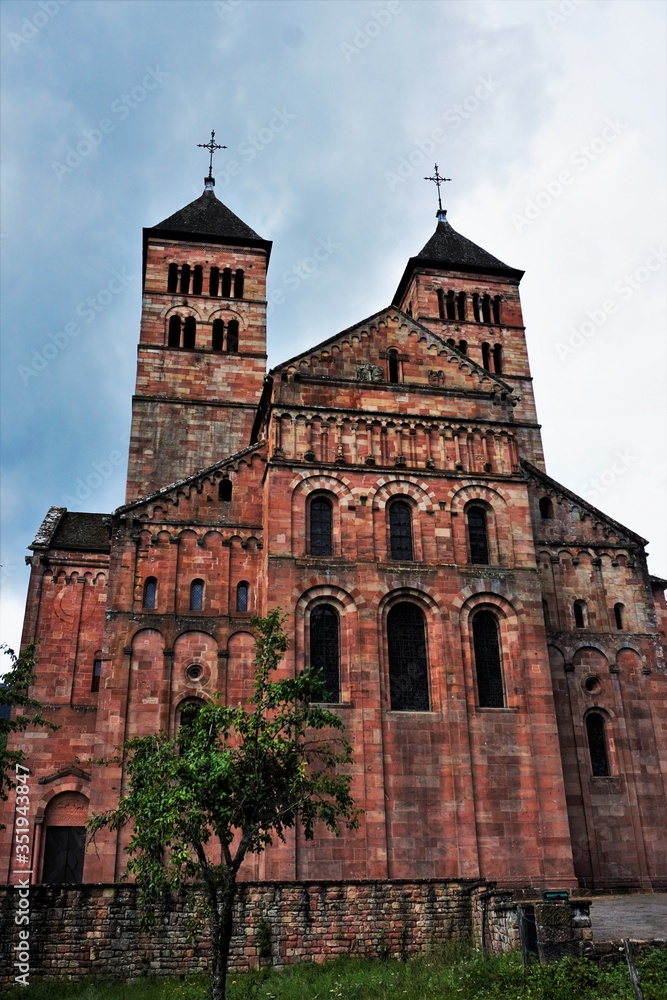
xmin=388 ymin=349 xmax=399 ymax=384
xmin=226 ymin=319 xmax=239 ymax=352
xmin=143 ymin=577 xmax=157 ymax=610
xmin=472 ymin=293 xmax=480 ymax=322
xmin=467 ymin=506 xmax=489 ymax=565
xmin=233 ymin=269 xmax=244 ymax=298
xmin=446 ymin=290 xmax=456 ymax=320
xmin=178 ymin=699 xmax=204 ymax=754
xmin=192 ymin=265 xmax=203 ymax=295
xmin=539 ymin=497 xmax=554 ymax=519
xmin=91 ymin=657 xmax=102 ymax=693
xmin=236 ymin=581 xmax=249 ymax=612
xmin=458 ymin=340 xmax=468 ymax=355
xmin=493 ymin=343 xmax=503 ymax=374
xmin=219 ymin=478 xmax=232 ymax=502
xmin=482 ymin=342 xmax=491 ymax=371
xmin=180 ymin=263 xmax=191 ymax=294
xmin=482 ymin=294 xmax=491 ymax=323
xmin=212 ymin=319 xmax=224 ymax=351
xmin=168 ymin=315 xmax=181 ymax=348
xmin=542 ymin=600 xmax=551 ymax=628
xmin=42 ymin=792 xmax=87 ymax=884
xmin=221 ymin=267 xmax=232 ymax=297
xmin=437 ymin=289 xmax=445 ymax=320
xmin=389 ymin=500 xmax=413 ymax=560
xmin=574 ymin=600 xmax=586 ymax=629
xmin=472 ymin=610 xmax=504 ymax=708
xmin=492 ymin=295 xmax=502 ymax=324
xmin=310 ymin=605 xmax=340 ymax=703
xmin=387 ymin=603 xmax=429 ymax=711
xmin=190 ymin=579 xmax=204 ymax=611
xmin=309 ymin=495 xmax=333 ymax=556
xmin=457 ymin=291 xmax=466 ymax=320
xmin=183 ymin=316 xmax=196 ymax=350
xmin=586 ymin=713 xmax=610 ymax=776
xmin=209 ymin=266 xmax=220 ymax=296
xmin=167 ymin=263 xmax=178 ymax=293
xmin=614 ymin=602 xmax=624 ymax=630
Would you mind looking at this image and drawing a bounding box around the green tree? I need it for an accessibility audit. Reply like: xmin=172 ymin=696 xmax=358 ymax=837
xmin=89 ymin=609 xmax=359 ymax=1000
xmin=0 ymin=643 xmax=59 ymax=830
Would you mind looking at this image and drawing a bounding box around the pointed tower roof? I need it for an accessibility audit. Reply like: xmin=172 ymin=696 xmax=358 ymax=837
xmin=392 ymin=215 xmax=523 ymax=306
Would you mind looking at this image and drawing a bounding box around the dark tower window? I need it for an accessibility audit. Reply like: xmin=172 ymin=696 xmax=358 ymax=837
xmin=309 ymin=495 xmax=333 ymax=556
xmin=457 ymin=291 xmax=466 ymax=320
xmin=482 ymin=342 xmax=491 ymax=371
xmin=539 ymin=497 xmax=554 ymax=519
xmin=446 ymin=290 xmax=456 ymax=320
xmin=472 ymin=293 xmax=480 ymax=322
xmin=226 ymin=319 xmax=239 ymax=352
xmin=221 ymin=267 xmax=232 ymax=297
xmin=180 ymin=263 xmax=191 ymax=294
xmin=389 ymin=500 xmax=413 ymax=561
xmin=586 ymin=713 xmax=610 ymax=776
xmin=91 ymin=658 xmax=102 ymax=693
xmin=493 ymin=295 xmax=502 ymax=324
xmin=167 ymin=263 xmax=178 ymax=293
xmin=310 ymin=605 xmax=340 ymax=703
xmin=446 ymin=338 xmax=456 ymax=348
xmin=458 ymin=340 xmax=467 ymax=355
xmin=574 ymin=601 xmax=586 ymax=629
xmin=183 ymin=317 xmax=196 ymax=350
xmin=388 ymin=349 xmax=399 ymax=384
xmin=236 ymin=581 xmax=249 ymax=613
xmin=233 ymin=268 xmax=245 ymax=298
xmin=143 ymin=577 xmax=157 ymax=610
xmin=190 ymin=579 xmax=204 ymax=611
xmin=614 ymin=603 xmax=624 ymax=630
xmin=168 ymin=315 xmax=181 ymax=348
xmin=387 ymin=602 xmax=429 ymax=711
xmin=212 ymin=319 xmax=224 ymax=352
xmin=482 ymin=294 xmax=491 ymax=323
xmin=219 ymin=478 xmax=232 ymax=502
xmin=493 ymin=343 xmax=503 ymax=374
xmin=472 ymin=610 xmax=505 ymax=708
xmin=209 ymin=266 xmax=220 ymax=297
xmin=437 ymin=289 xmax=445 ymax=320
xmin=467 ymin=506 xmax=489 ymax=565
xmin=193 ymin=265 xmax=203 ymax=295
xmin=542 ymin=600 xmax=551 ymax=628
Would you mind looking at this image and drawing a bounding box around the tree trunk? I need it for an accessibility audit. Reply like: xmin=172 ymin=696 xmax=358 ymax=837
xmin=209 ymin=872 xmax=238 ymax=1000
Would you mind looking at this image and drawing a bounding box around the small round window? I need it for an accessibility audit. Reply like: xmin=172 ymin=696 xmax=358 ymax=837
xmin=186 ymin=664 xmax=203 ymax=683
xmin=584 ymin=676 xmax=601 ymax=694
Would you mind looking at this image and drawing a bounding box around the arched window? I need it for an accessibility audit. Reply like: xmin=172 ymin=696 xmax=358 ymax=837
xmin=209 ymin=266 xmax=220 ymax=296
xmin=168 ymin=315 xmax=181 ymax=348
xmin=143 ymin=577 xmax=157 ymax=610
xmin=233 ymin=268 xmax=244 ymax=298
xmin=539 ymin=497 xmax=554 ymax=519
xmin=493 ymin=295 xmax=502 ymax=324
xmin=236 ymin=581 xmax=249 ymax=612
xmin=212 ymin=319 xmax=224 ymax=351
xmin=183 ymin=316 xmax=196 ymax=350
xmin=221 ymin=267 xmax=232 ymax=297
xmin=309 ymin=495 xmax=333 ymax=556
xmin=493 ymin=343 xmax=503 ymax=374
xmin=227 ymin=319 xmax=239 ymax=352
xmin=472 ymin=293 xmax=480 ymax=323
xmin=437 ymin=289 xmax=445 ymax=320
xmin=482 ymin=342 xmax=491 ymax=371
xmin=458 ymin=340 xmax=467 ymax=355
xmin=467 ymin=506 xmax=489 ymax=565
xmin=219 ymin=478 xmax=232 ymax=502
xmin=389 ymin=499 xmax=413 ymax=561
xmin=457 ymin=291 xmax=466 ymax=320
xmin=482 ymin=294 xmax=491 ymax=323
xmin=446 ymin=290 xmax=456 ymax=320
xmin=42 ymin=792 xmax=87 ymax=884
xmin=167 ymin=263 xmax=178 ymax=293
xmin=192 ymin=265 xmax=203 ymax=295
xmin=387 ymin=603 xmax=429 ymax=711
xmin=178 ymin=699 xmax=204 ymax=753
xmin=614 ymin=603 xmax=624 ymax=630
xmin=446 ymin=338 xmax=456 ymax=348
xmin=586 ymin=713 xmax=610 ymax=776
xmin=388 ymin=349 xmax=399 ymax=384
xmin=91 ymin=657 xmax=102 ymax=693
xmin=574 ymin=600 xmax=586 ymax=629
xmin=310 ymin=605 xmax=340 ymax=703
xmin=190 ymin=579 xmax=204 ymax=611
xmin=542 ymin=600 xmax=551 ymax=628
xmin=180 ymin=263 xmax=191 ymax=294
xmin=472 ymin=610 xmax=504 ymax=708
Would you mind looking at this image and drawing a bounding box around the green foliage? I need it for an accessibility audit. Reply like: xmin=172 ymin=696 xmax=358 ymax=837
xmin=0 ymin=643 xmax=59 ymax=829
xmin=256 ymin=918 xmax=272 ymax=959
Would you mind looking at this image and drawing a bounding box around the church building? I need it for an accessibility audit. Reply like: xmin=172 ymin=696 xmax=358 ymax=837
xmin=3 ymin=158 xmax=666 ymax=893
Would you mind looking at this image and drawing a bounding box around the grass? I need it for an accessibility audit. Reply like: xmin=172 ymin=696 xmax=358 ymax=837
xmin=4 ymin=947 xmax=667 ymax=1000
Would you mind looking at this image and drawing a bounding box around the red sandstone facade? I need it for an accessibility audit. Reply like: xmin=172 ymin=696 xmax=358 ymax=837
xmin=3 ymin=181 xmax=666 ymax=892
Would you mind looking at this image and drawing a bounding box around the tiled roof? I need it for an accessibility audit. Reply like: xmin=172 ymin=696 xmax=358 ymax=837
xmin=50 ymin=513 xmax=111 ymax=552
xmin=149 ymin=190 xmax=263 ymax=242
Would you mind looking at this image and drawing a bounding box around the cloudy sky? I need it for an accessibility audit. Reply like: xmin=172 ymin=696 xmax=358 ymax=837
xmin=1 ymin=0 xmax=665 ymax=659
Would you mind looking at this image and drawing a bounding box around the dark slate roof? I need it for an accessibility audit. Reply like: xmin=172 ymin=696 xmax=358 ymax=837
xmin=51 ymin=513 xmax=111 ymax=553
xmin=150 ymin=189 xmax=263 ymax=242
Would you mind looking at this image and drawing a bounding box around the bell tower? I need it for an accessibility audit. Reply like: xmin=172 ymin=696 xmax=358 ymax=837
xmin=125 ymin=144 xmax=272 ymax=502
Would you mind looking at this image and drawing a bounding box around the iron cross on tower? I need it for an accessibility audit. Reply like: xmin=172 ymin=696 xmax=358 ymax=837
xmin=198 ymin=130 xmax=227 ymax=188
xmin=424 ymin=164 xmax=451 ymax=220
